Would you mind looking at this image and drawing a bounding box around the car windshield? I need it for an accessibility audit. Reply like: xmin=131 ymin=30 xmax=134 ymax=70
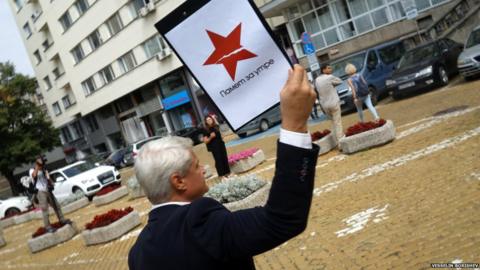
xmin=62 ymin=162 xmax=96 ymax=177
xmin=378 ymin=43 xmax=406 ymax=64
xmin=331 ymin=53 xmax=366 ymax=79
xmin=398 ymin=44 xmax=439 ymax=69
xmin=466 ymin=29 xmax=480 ymax=48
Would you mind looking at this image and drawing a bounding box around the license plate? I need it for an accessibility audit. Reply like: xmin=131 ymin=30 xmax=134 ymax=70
xmin=340 ymin=100 xmax=346 ymax=105
xmin=399 ymin=82 xmax=415 ymax=90
xmin=103 ymin=177 xmax=114 ymax=183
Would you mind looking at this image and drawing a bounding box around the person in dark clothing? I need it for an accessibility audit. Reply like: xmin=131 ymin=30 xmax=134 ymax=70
xmin=128 ymin=65 xmax=319 ymax=270
xmin=202 ymin=115 xmax=231 ymax=178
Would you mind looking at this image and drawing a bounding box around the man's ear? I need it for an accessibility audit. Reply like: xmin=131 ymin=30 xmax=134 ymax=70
xmin=170 ymin=172 xmax=186 ymax=191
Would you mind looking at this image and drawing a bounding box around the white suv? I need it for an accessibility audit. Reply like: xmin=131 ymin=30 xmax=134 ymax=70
xmin=49 ymin=161 xmax=121 ymax=200
xmin=0 ymin=196 xmax=32 ymax=218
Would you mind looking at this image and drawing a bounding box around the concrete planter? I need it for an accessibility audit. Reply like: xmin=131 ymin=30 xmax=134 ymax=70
xmin=82 ymin=211 xmax=141 ymax=246
xmin=230 ymin=149 xmax=266 ymax=174
xmin=27 ymin=223 xmax=78 ymax=253
xmin=224 ymin=183 xmax=271 ymax=212
xmin=93 ymin=186 xmax=128 ymax=207
xmin=62 ymin=197 xmax=89 ymax=215
xmin=128 ymin=187 xmax=145 ymax=200
xmin=0 ymin=217 xmax=15 ymax=229
xmin=339 ymin=120 xmax=396 ymax=154
xmin=0 ymin=228 xmax=5 ymax=247
xmin=13 ymin=211 xmax=35 ymax=224
xmin=313 ymin=133 xmax=337 ymax=155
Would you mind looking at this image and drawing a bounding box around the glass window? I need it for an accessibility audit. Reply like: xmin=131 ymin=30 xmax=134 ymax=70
xmin=143 ymin=35 xmax=165 ymax=58
xmin=118 ymin=51 xmax=137 ymax=73
xmin=348 ymin=0 xmax=368 ymax=17
xmin=43 ymin=76 xmax=52 ymax=90
xmin=59 ymin=12 xmax=72 ymax=31
xmin=299 ymin=1 xmax=313 ymax=13
xmin=99 ymin=65 xmax=115 ymax=85
xmin=398 ymin=44 xmax=440 ymax=69
xmin=292 ymin=19 xmax=305 ymax=41
xmin=33 ymin=50 xmax=42 ymax=64
xmin=14 ymin=0 xmax=23 ymax=10
xmin=415 ymin=0 xmax=430 ymax=11
xmin=71 ymin=44 xmax=85 ymax=63
xmin=75 ymin=0 xmax=89 ymax=15
xmin=331 ymin=53 xmax=366 ymax=79
xmin=71 ymin=121 xmax=84 ymax=138
xmin=61 ymin=127 xmax=72 ymax=142
xmin=317 ymin=6 xmax=334 ymax=29
xmin=63 ymin=162 xmax=96 ymax=177
xmin=372 ymin=8 xmax=389 ymax=27
xmin=367 ymin=51 xmax=378 ymax=68
xmin=53 ymin=67 xmax=62 ymax=79
xmin=62 ymin=95 xmax=73 ymax=108
xmin=354 ymin=14 xmax=373 ymax=34
xmin=106 ymin=13 xmax=123 ymax=36
xmin=466 ymin=29 xmax=480 ymax=49
xmin=324 ymin=29 xmax=340 ymax=45
xmin=334 ymin=0 xmax=352 ymax=22
xmin=378 ymin=42 xmax=406 ymax=64
xmin=312 ymin=34 xmax=326 ymax=50
xmin=158 ymin=71 xmax=187 ymax=98
xmin=42 ymin=39 xmax=52 ymax=51
xmin=88 ymin=30 xmax=102 ymax=50
xmin=313 ymin=0 xmax=328 ymax=8
xmin=389 ymin=2 xmax=405 ymax=20
xmin=52 ymin=102 xmax=62 ymax=115
xmin=431 ymin=0 xmax=447 ymax=5
xmin=367 ymin=0 xmax=385 ymax=9
xmin=82 ymin=77 xmax=97 ymax=95
xmin=303 ymin=13 xmax=320 ymax=34
xmin=286 ymin=5 xmax=301 ymax=20
xmin=85 ymin=115 xmax=99 ymax=132
xmin=339 ymin=22 xmax=356 ymax=39
xmin=23 ymin=23 xmax=32 ymax=38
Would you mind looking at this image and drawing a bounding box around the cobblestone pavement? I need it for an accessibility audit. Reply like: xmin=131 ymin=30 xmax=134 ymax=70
xmin=0 ymin=79 xmax=479 ymax=269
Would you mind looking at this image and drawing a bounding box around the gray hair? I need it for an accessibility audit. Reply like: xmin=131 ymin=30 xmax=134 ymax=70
xmin=345 ymin=63 xmax=357 ymax=75
xmin=134 ymin=136 xmax=193 ymax=204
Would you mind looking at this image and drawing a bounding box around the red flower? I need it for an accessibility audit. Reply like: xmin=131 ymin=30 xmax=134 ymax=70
xmin=311 ymin=129 xmax=331 ymax=141
xmin=32 ymin=222 xmax=66 ymax=238
xmin=345 ymin=119 xmax=387 ymax=137
xmin=96 ymin=183 xmax=121 ymax=196
xmin=84 ymin=207 xmax=134 ymax=230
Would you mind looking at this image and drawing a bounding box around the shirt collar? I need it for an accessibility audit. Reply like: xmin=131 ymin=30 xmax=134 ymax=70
xmin=151 ymin=201 xmax=191 ymax=211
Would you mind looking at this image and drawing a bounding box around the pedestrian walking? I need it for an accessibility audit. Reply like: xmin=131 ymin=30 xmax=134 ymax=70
xmin=315 ymin=64 xmax=344 ymax=141
xmin=202 ymin=115 xmax=231 ymax=178
xmin=345 ymin=63 xmax=380 ymax=122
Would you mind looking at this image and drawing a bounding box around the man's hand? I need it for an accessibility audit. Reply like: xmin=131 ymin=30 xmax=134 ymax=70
xmin=280 ymin=65 xmax=317 ymax=133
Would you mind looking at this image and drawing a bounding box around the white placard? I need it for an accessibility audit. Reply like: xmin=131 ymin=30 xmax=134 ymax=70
xmin=164 ymin=0 xmax=291 ymax=130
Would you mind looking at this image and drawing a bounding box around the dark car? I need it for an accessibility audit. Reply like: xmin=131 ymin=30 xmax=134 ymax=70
xmin=104 ymin=148 xmax=126 ymax=169
xmin=174 ymin=126 xmax=205 ymax=145
xmin=82 ymin=151 xmax=110 ymax=165
xmin=386 ymin=38 xmax=463 ymax=99
xmin=236 ymin=105 xmax=281 ymax=138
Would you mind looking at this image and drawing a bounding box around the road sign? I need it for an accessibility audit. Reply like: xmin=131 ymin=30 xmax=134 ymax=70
xmin=300 ymin=32 xmax=320 ymax=72
xmin=303 ymin=43 xmax=316 ymax=55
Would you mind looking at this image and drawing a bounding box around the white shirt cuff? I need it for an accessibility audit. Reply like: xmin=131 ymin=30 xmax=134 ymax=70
xmin=279 ymin=128 xmax=312 ymax=149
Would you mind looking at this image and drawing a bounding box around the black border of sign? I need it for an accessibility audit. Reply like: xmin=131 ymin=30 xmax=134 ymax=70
xmin=154 ymin=0 xmax=293 ymax=132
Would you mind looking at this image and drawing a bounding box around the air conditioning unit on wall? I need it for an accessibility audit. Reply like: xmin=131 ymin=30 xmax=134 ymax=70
xmin=139 ymin=7 xmax=148 ymax=17
xmin=156 ymin=48 xmax=172 ymax=61
xmin=147 ymin=2 xmax=155 ymax=11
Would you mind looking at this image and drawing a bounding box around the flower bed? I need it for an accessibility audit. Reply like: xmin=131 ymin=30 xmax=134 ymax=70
xmin=82 ymin=207 xmax=140 ymax=246
xmin=205 ymin=174 xmax=270 ymax=211
xmin=312 ymin=129 xmax=336 ymax=155
xmin=27 ymin=222 xmax=77 ymax=253
xmin=339 ymin=119 xmax=395 ymax=154
xmin=92 ymin=185 xmax=128 ymax=207
xmin=96 ymin=183 xmax=121 ymax=196
xmin=127 ymin=176 xmax=145 ymax=200
xmin=228 ymin=148 xmax=265 ymax=174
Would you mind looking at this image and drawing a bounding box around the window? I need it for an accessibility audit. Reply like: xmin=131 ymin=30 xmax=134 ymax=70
xmin=62 ymin=95 xmax=73 ymax=108
xmin=143 ymin=35 xmax=166 ymax=58
xmin=85 ymin=114 xmax=99 ymax=132
xmin=43 ymin=76 xmax=52 ymax=90
xmin=53 ymin=67 xmax=63 ymax=79
xmin=99 ymin=65 xmax=115 ymax=85
xmin=71 ymin=44 xmax=85 ymax=63
xmin=14 ymin=0 xmax=23 ymax=11
xmin=61 ymin=127 xmax=73 ymax=142
xmin=23 ymin=23 xmax=32 ymax=38
xmin=367 ymin=51 xmax=378 ymax=68
xmin=33 ymin=50 xmax=42 ymax=64
xmin=75 ymin=0 xmax=89 ymax=15
xmin=42 ymin=39 xmax=52 ymax=51
xmin=82 ymin=77 xmax=97 ymax=95
xmin=118 ymin=51 xmax=137 ymax=73
xmin=106 ymin=13 xmax=123 ymax=36
xmin=52 ymin=102 xmax=62 ymax=116
xmin=59 ymin=12 xmax=72 ymax=31
xmin=87 ymin=30 xmax=102 ymax=50
xmin=71 ymin=121 xmax=84 ymax=138
xmin=378 ymin=43 xmax=406 ymax=64
xmin=354 ymin=14 xmax=373 ymax=34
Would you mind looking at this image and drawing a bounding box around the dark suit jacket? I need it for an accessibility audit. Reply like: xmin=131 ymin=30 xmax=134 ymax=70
xmin=128 ymin=142 xmax=319 ymax=270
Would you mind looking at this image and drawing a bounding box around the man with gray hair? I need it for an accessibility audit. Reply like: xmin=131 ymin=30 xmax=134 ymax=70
xmin=129 ymin=65 xmax=320 ymax=270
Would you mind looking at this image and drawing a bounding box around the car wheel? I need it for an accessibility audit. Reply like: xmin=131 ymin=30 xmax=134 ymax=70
xmin=439 ymin=67 xmax=449 ymax=86
xmin=238 ymin=133 xmax=247 ymax=138
xmin=369 ymin=86 xmax=378 ymax=105
xmin=392 ymin=92 xmax=402 ymax=100
xmin=5 ymin=207 xmax=21 ymax=218
xmin=259 ymin=119 xmax=269 ymax=132
xmin=73 ymin=187 xmax=85 ymax=198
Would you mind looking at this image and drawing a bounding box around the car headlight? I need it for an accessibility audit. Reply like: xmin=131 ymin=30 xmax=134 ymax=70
xmin=457 ymin=58 xmax=473 ymax=65
xmin=415 ymin=66 xmax=433 ymax=77
xmin=386 ymin=79 xmax=396 ymax=86
xmin=81 ymin=178 xmax=95 ymax=184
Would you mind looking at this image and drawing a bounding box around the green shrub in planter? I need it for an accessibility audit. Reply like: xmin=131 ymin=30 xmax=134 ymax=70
xmin=205 ymin=174 xmax=266 ymax=204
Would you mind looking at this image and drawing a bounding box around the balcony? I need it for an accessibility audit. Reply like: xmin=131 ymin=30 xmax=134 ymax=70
xmin=136 ymin=97 xmax=163 ymax=118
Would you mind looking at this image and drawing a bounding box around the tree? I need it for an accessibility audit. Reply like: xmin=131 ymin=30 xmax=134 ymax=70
xmin=0 ymin=62 xmax=60 ymax=195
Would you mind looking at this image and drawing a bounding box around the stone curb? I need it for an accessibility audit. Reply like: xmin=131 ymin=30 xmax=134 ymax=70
xmin=62 ymin=197 xmax=90 ymax=215
xmin=224 ymin=182 xmax=271 ymax=212
xmin=82 ymin=211 xmax=141 ymax=246
xmin=128 ymin=187 xmax=145 ymax=200
xmin=0 ymin=228 xmax=5 ymax=248
xmin=93 ymin=186 xmax=128 ymax=207
xmin=0 ymin=217 xmax=15 ymax=229
xmin=13 ymin=212 xmax=35 ymax=225
xmin=230 ymin=149 xmax=266 ymax=174
xmin=313 ymin=133 xmax=337 ymax=155
xmin=339 ymin=120 xmax=396 ymax=154
xmin=27 ymin=223 xmax=78 ymax=253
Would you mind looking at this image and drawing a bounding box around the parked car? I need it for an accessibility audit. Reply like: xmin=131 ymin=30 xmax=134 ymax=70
xmin=0 ymin=196 xmax=32 ymax=219
xmin=330 ymin=40 xmax=407 ymax=112
xmin=387 ymin=38 xmax=464 ymax=99
xmin=82 ymin=151 xmax=111 ymax=165
xmin=123 ymin=135 xmax=164 ymax=166
xmin=457 ymin=25 xmax=480 ymax=80
xmin=104 ymin=148 xmax=126 ymax=169
xmin=49 ymin=161 xmax=121 ymax=200
xmin=174 ymin=126 xmax=205 ymax=145
xmin=236 ymin=105 xmax=281 ymax=138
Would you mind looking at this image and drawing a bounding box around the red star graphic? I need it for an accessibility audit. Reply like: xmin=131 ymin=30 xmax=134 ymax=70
xmin=203 ymin=23 xmax=257 ymax=80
